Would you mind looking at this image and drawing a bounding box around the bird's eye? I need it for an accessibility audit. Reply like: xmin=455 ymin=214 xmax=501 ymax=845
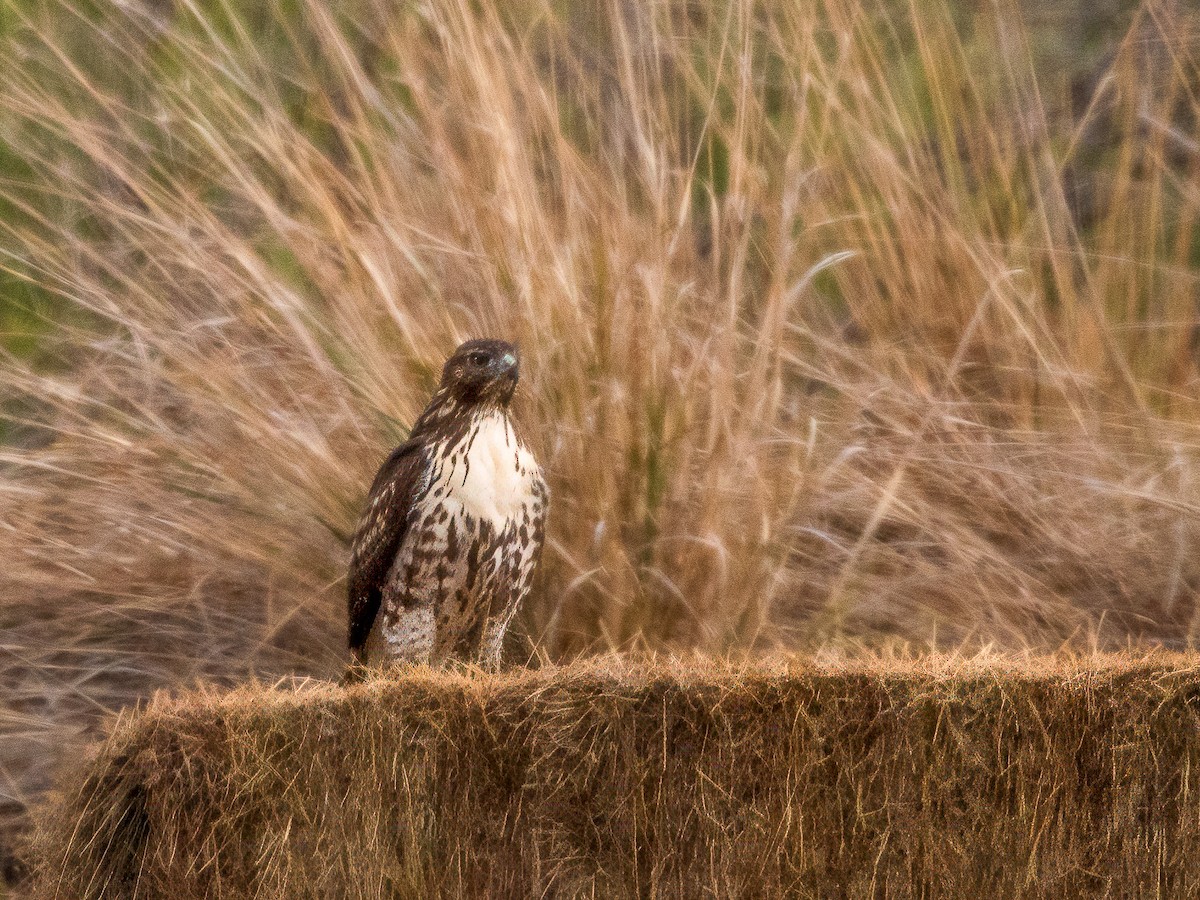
xmin=468 ymin=352 xmax=489 ymax=367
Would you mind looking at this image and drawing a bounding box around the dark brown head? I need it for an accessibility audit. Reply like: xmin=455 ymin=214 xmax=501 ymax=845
xmin=439 ymin=339 xmax=520 ymax=407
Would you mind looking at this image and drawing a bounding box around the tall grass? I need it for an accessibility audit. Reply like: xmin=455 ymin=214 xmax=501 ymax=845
xmin=1 ymin=0 xmax=1199 ymax=864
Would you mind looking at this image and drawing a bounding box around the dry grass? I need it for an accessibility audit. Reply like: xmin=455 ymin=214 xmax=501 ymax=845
xmin=2 ymin=0 xmax=1200 ymax=883
xmin=27 ymin=655 xmax=1200 ymax=898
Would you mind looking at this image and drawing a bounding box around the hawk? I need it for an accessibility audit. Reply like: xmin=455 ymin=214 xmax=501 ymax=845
xmin=347 ymin=339 xmax=548 ymax=668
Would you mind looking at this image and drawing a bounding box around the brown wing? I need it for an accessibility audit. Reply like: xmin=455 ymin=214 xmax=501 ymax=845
xmin=347 ymin=440 xmax=427 ymax=660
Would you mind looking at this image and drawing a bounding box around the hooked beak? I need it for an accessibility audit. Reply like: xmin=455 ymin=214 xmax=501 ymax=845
xmin=490 ymin=350 xmax=519 ymax=404
xmin=497 ymin=350 xmax=518 ymax=380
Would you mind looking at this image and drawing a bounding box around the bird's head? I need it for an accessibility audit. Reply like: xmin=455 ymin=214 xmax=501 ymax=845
xmin=439 ymin=339 xmax=520 ymax=407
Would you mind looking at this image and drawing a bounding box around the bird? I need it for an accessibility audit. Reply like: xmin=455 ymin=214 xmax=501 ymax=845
xmin=346 ymin=339 xmax=548 ymax=670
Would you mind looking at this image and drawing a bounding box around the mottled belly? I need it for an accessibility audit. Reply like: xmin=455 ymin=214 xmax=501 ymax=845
xmin=379 ymin=502 xmax=539 ymax=662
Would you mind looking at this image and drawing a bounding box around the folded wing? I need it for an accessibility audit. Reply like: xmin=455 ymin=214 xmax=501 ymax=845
xmin=347 ymin=441 xmax=426 ymax=662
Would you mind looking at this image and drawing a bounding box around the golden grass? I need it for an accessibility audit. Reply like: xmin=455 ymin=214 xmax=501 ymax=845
xmin=27 ymin=655 xmax=1200 ymax=898
xmin=1 ymin=0 xmax=1200 ymax=883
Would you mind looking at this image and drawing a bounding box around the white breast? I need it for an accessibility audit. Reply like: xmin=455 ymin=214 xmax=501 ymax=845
xmin=431 ymin=412 xmax=539 ymax=529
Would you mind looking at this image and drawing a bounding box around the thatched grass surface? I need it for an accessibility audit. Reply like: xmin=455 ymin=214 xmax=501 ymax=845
xmin=28 ymin=657 xmax=1200 ymax=898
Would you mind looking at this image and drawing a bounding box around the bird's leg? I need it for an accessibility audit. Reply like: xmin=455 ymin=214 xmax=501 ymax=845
xmin=480 ymin=604 xmax=518 ymax=670
xmin=479 ymin=639 xmax=504 ymax=670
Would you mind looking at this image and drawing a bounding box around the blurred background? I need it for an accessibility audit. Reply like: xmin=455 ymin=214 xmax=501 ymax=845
xmin=1 ymin=0 xmax=1199 ymax=883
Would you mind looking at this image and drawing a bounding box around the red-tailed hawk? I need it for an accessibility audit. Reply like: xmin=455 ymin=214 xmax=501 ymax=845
xmin=347 ymin=339 xmax=548 ymax=668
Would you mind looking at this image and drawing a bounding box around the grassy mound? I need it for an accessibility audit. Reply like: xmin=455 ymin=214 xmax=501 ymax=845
xmin=29 ymin=657 xmax=1200 ymax=898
